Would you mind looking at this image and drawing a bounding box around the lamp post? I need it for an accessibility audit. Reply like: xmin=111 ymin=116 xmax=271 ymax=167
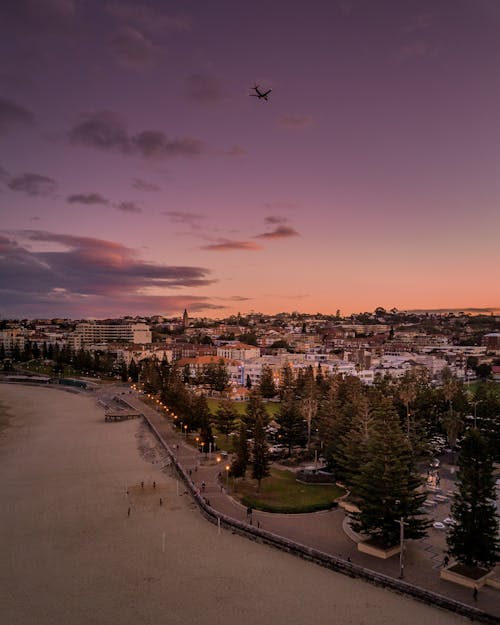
xmin=225 ymin=464 xmax=230 ymax=492
xmin=394 ymin=500 xmax=407 ymax=579
xmin=184 ymin=424 xmax=188 ymax=440
xmin=473 ymin=400 xmax=483 ymax=429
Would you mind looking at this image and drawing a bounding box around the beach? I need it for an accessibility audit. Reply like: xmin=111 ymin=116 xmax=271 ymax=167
xmin=0 ymin=384 xmax=477 ymax=625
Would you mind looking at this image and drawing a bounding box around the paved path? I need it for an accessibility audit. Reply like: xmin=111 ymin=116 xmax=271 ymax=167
xmin=107 ymin=387 xmax=500 ymax=618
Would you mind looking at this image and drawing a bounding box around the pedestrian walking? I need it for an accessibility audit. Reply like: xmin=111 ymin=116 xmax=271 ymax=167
xmin=473 ymin=586 xmax=478 ymax=601
xmin=443 ymin=554 xmax=449 ymax=567
xmin=127 ymin=507 xmax=131 ymax=517
xmin=141 ymin=481 xmax=144 ymax=489
xmin=153 ymin=481 xmax=156 ymax=489
xmin=201 ymin=481 xmax=206 ymax=492
xmin=160 ymin=498 xmax=163 ymax=506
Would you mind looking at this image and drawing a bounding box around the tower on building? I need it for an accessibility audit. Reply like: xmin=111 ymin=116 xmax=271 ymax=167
xmin=182 ymin=309 xmax=189 ymax=330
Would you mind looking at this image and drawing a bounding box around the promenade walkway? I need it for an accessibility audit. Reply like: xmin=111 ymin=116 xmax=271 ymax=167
xmin=112 ymin=388 xmax=500 ymax=620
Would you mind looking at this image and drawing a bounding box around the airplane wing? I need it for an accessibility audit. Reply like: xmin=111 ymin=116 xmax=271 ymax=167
xmin=263 ymin=90 xmax=272 ymax=96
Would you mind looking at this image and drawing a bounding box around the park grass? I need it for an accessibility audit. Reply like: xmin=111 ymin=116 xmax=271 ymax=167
xmin=233 ymin=467 xmax=344 ymax=514
xmin=207 ymin=397 xmax=280 ymax=418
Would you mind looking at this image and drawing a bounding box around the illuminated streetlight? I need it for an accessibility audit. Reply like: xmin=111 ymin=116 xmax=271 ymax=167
xmin=473 ymin=400 xmax=483 ymax=429
xmin=394 ymin=500 xmax=407 ymax=579
xmin=225 ymin=464 xmax=230 ymax=491
xmin=184 ymin=424 xmax=188 ymax=439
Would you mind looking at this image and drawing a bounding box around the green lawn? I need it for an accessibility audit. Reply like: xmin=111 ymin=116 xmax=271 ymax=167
xmin=207 ymin=397 xmax=280 ymax=418
xmin=233 ymin=467 xmax=344 ymax=513
xmin=467 ymin=379 xmax=500 ymax=397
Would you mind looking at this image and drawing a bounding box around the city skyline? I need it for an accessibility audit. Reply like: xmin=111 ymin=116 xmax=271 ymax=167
xmin=1 ymin=1 xmax=499 ymax=319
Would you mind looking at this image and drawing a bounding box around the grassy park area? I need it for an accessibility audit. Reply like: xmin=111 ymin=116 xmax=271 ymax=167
xmin=233 ymin=468 xmax=344 ymax=514
xmin=206 ymin=397 xmax=280 ymax=418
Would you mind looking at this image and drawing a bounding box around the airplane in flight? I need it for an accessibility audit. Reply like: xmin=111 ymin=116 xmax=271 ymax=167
xmin=250 ymin=84 xmax=272 ymax=101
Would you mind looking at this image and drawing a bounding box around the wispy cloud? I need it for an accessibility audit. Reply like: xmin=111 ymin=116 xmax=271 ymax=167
xmin=0 ymin=1 xmax=76 ymax=28
xmin=111 ymin=27 xmax=158 ymax=69
xmin=69 ymin=110 xmax=204 ymax=159
xmin=7 ymin=173 xmax=57 ymax=197
xmin=254 ymin=216 xmax=300 ymax=240
xmin=67 ymin=192 xmax=110 ymax=205
xmin=0 ymin=230 xmax=216 ymax=317
xmin=265 ymin=216 xmax=288 ymax=225
xmin=0 ymin=97 xmax=35 ymax=134
xmin=219 ymin=145 xmax=247 ymax=158
xmin=254 ymin=225 xmax=300 ymax=240
xmin=162 ymin=211 xmax=204 ymax=229
xmin=106 ymin=3 xmax=190 ymax=33
xmin=132 ymin=178 xmax=160 ymax=192
xmin=200 ymin=239 xmax=262 ymax=252
xmin=279 ymin=115 xmax=313 ymax=129
xmin=116 ymin=201 xmax=142 ymax=213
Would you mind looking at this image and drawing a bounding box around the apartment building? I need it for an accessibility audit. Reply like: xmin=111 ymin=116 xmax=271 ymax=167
xmin=0 ymin=328 xmax=26 ymax=355
xmin=71 ymin=321 xmax=151 ymax=348
xmin=217 ymin=342 xmax=260 ymax=360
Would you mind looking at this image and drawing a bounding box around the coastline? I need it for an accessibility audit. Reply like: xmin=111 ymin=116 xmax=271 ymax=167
xmin=0 ymin=384 xmax=479 ymax=625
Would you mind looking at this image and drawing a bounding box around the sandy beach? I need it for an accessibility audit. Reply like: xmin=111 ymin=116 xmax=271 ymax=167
xmin=0 ymin=384 xmax=478 ymax=625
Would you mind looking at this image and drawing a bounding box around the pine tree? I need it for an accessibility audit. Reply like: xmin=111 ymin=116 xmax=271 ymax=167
xmin=231 ymin=423 xmax=249 ymax=478
xmin=276 ymin=389 xmax=305 ymax=454
xmin=244 ymin=389 xmax=268 ymax=435
xmin=447 ymin=429 xmax=499 ymax=570
xmin=297 ymin=366 xmax=318 ymax=448
xmin=252 ymin=413 xmax=270 ymax=491
xmin=336 ymin=394 xmax=373 ymax=489
xmin=278 ymin=364 xmax=294 ymax=400
xmin=350 ymin=398 xmax=429 ymax=548
xmin=214 ymin=399 xmax=238 ymax=441
xmin=128 ymin=358 xmax=139 ymax=382
xmin=259 ymin=365 xmax=277 ymax=398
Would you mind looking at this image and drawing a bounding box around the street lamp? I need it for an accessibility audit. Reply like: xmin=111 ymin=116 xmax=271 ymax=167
xmin=473 ymin=400 xmax=483 ymax=429
xmin=394 ymin=500 xmax=407 ymax=579
xmin=225 ymin=464 xmax=230 ymax=491
xmin=184 ymin=424 xmax=188 ymax=439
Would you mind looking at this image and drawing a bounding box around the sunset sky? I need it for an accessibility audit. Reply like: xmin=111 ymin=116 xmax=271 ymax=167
xmin=1 ymin=0 xmax=499 ymax=319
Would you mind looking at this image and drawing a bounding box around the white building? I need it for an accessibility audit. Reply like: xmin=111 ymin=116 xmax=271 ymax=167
xmin=0 ymin=329 xmax=26 ymax=355
xmin=71 ymin=322 xmax=151 ymax=348
xmin=217 ymin=342 xmax=260 ymax=360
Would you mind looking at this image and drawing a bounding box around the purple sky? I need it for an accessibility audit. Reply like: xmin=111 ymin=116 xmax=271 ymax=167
xmin=1 ymin=0 xmax=499 ymax=319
